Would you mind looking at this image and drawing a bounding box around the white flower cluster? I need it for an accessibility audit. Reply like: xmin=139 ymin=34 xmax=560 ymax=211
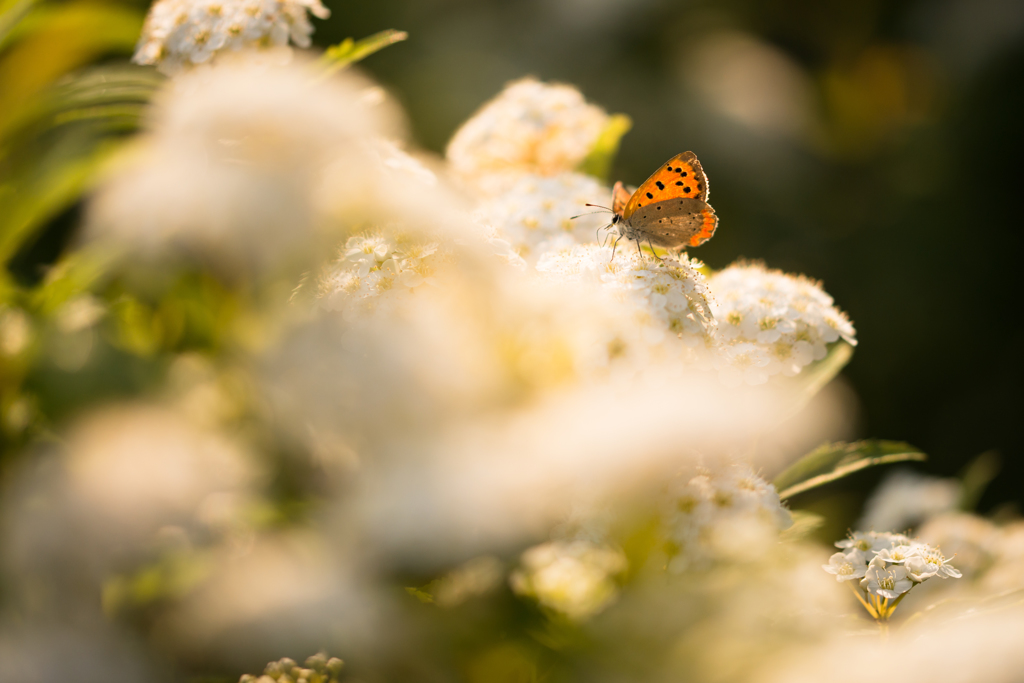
xmin=857 ymin=470 xmax=960 ymax=534
xmin=134 ymin=0 xmax=330 ymax=75
xmin=317 ymin=233 xmax=444 ymax=314
xmin=538 ymin=244 xmax=716 ymax=348
xmin=510 ymin=540 xmax=626 ymax=621
xmin=824 ymin=531 xmax=960 ymax=608
xmin=664 ymin=464 xmax=793 ymax=572
xmin=448 ymin=81 xmax=857 ymax=387
xmin=447 ymin=77 xmax=610 ymax=180
xmin=239 ymin=652 xmax=344 ymax=683
xmin=88 ymin=59 xmax=400 ymax=276
xmin=709 ymin=263 xmax=857 ymax=386
xmin=473 ymin=172 xmax=611 ymax=263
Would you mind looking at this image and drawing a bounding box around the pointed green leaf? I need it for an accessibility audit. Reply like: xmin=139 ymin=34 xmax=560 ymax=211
xmin=779 ymin=509 xmax=825 ymax=542
xmin=785 ymin=340 xmax=854 ymax=416
xmin=577 ymin=113 xmax=632 ymax=182
xmin=319 ymin=29 xmax=408 ymax=76
xmin=0 ymin=0 xmax=36 ymax=50
xmin=958 ymin=450 xmax=999 ymax=512
xmin=773 ymin=440 xmax=926 ymax=500
xmin=0 ymin=138 xmax=122 ymax=264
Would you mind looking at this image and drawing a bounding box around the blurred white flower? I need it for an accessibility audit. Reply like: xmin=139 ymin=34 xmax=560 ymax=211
xmin=133 ymin=0 xmax=330 ymax=75
xmin=760 ymin=603 xmax=1024 ymax=683
xmin=447 ymin=77 xmax=609 ymax=180
xmin=510 ymin=540 xmax=626 ymax=620
xmin=835 ymin=530 xmax=907 ymax=555
xmin=2 ymin=404 xmax=258 ymax=595
xmin=857 ymin=469 xmax=960 ymax=533
xmin=0 ymin=307 xmax=31 ymax=357
xmin=709 ymin=263 xmax=856 ymax=385
xmin=822 ymin=549 xmax=868 ymax=582
xmin=664 ymin=464 xmax=792 ymax=572
xmin=711 ymin=341 xmax=772 ymax=387
xmin=54 ymin=295 xmax=106 ymax=333
xmin=88 ymin=58 xmax=402 ymax=276
xmin=473 ymin=172 xmax=612 ymax=262
xmin=152 ymin=532 xmax=377 ymax=663
xmin=982 ymin=521 xmax=1024 ymax=592
xmin=860 ymin=555 xmax=913 ymax=598
xmin=918 ymin=512 xmax=998 ymax=580
xmin=432 ymin=556 xmax=504 ymax=608
xmin=316 ymin=231 xmax=445 ymax=314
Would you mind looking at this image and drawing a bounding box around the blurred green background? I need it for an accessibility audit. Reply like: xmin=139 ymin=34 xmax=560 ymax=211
xmin=8 ymin=0 xmax=1024 ymax=520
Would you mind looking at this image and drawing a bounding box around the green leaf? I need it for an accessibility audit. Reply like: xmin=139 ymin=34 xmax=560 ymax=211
xmin=319 ymin=29 xmax=408 ymax=76
xmin=0 ymin=137 xmax=122 ymax=265
xmin=29 ymin=244 xmax=116 ymax=315
xmin=0 ymin=66 xmax=160 ymax=266
xmin=577 ymin=113 xmax=632 ymax=182
xmin=0 ymin=0 xmax=36 ymax=50
xmin=405 ymin=586 xmax=435 ymax=604
xmin=773 ymin=440 xmax=926 ymax=500
xmin=779 ymin=509 xmax=825 ymax=542
xmin=958 ymin=450 xmax=999 ymax=512
xmin=786 ymin=340 xmax=854 ymax=415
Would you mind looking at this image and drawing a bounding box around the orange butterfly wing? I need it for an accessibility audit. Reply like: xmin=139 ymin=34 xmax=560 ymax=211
xmin=622 ymin=151 xmax=710 ymax=220
xmin=611 ymin=181 xmax=632 ymax=215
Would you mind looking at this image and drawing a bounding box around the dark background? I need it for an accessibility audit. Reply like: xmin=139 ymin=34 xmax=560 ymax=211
xmin=313 ymin=0 xmax=1024 ymax=517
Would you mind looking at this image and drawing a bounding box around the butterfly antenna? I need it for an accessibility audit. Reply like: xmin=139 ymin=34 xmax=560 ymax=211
xmin=570 ymin=210 xmax=612 ymax=220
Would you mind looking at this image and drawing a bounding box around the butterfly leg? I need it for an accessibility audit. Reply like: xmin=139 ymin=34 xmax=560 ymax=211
xmin=634 ymin=238 xmax=644 ymax=260
xmin=647 ymin=237 xmax=665 ymax=262
xmin=610 ymin=235 xmax=623 ymax=262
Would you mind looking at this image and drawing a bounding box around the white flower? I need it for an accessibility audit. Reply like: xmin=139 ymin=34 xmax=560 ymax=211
xmin=510 ymin=540 xmax=626 ymax=620
xmin=822 ymin=550 xmax=868 ymax=582
xmin=860 ymin=556 xmax=913 ymax=598
xmin=87 ymin=59 xmax=400 ymax=275
xmin=918 ymin=547 xmax=962 ymax=579
xmin=835 ymin=531 xmax=906 ymax=556
xmin=537 ymin=244 xmax=716 ymax=352
xmin=447 ymin=77 xmax=610 ymax=179
xmin=709 ymin=262 xmax=856 ymax=384
xmin=875 ymin=544 xmax=920 ymax=564
xmin=857 ymin=470 xmax=961 ymax=533
xmin=317 ymin=231 xmax=444 ymax=313
xmin=0 ymin=307 xmax=32 ymax=357
xmin=903 ymin=554 xmax=940 ymax=582
xmin=133 ymin=0 xmax=331 ymax=75
xmin=473 ymin=172 xmax=613 ymax=262
xmin=918 ymin=512 xmax=998 ymax=579
xmin=711 ymin=341 xmax=772 ymax=387
xmin=664 ymin=463 xmax=792 ymax=572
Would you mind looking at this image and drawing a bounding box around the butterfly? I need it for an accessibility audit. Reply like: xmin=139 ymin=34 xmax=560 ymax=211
xmin=582 ymin=151 xmax=718 ymax=260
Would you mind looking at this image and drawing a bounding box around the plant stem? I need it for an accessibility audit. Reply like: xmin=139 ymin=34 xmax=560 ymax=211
xmin=884 ymin=590 xmax=909 ymax=619
xmin=847 ymin=581 xmax=878 ymax=618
